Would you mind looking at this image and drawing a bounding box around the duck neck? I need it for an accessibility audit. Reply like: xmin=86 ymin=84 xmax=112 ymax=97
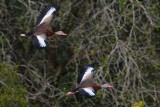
xmin=92 ymin=84 xmax=101 ymax=91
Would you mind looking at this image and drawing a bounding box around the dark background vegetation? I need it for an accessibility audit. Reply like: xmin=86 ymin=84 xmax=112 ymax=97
xmin=0 ymin=0 xmax=160 ymax=107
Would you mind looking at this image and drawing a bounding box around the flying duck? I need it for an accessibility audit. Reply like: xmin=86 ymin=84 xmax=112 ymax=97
xmin=67 ymin=65 xmax=113 ymax=98
xmin=20 ymin=4 xmax=67 ymax=49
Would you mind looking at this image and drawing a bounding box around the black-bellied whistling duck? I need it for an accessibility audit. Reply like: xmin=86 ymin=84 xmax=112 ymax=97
xmin=20 ymin=4 xmax=67 ymax=49
xmin=67 ymin=65 xmax=113 ymax=98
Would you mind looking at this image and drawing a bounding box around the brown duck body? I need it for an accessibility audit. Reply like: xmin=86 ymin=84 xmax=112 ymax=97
xmin=79 ymin=80 xmax=101 ymax=91
xmin=34 ymin=23 xmax=54 ymax=36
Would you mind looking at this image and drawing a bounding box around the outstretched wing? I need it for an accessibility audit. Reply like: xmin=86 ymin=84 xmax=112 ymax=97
xmin=78 ymin=87 xmax=96 ymax=98
xmin=36 ymin=4 xmax=58 ymax=25
xmin=77 ymin=65 xmax=94 ymax=84
xmin=32 ymin=35 xmax=48 ymax=49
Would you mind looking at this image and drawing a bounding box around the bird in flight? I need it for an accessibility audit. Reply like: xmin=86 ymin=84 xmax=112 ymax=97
xmin=67 ymin=64 xmax=113 ymax=98
xmin=20 ymin=4 xmax=67 ymax=49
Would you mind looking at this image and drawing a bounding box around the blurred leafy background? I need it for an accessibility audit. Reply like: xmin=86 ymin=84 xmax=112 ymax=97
xmin=0 ymin=0 xmax=160 ymax=107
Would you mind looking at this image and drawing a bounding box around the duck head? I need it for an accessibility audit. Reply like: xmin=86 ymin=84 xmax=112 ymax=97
xmin=55 ymin=31 xmax=67 ymax=37
xmin=66 ymin=91 xmax=78 ymax=95
xmin=101 ymin=83 xmax=113 ymax=88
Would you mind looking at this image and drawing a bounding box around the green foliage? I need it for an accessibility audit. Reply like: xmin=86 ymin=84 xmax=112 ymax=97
xmin=132 ymin=101 xmax=144 ymax=107
xmin=0 ymin=62 xmax=29 ymax=107
xmin=118 ymin=0 xmax=126 ymax=6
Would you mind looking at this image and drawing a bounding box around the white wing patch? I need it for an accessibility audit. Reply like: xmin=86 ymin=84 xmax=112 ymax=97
xmin=39 ymin=7 xmax=56 ymax=25
xmin=37 ymin=36 xmax=46 ymax=47
xmin=80 ymin=67 xmax=94 ymax=83
xmin=83 ymin=87 xmax=95 ymax=96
